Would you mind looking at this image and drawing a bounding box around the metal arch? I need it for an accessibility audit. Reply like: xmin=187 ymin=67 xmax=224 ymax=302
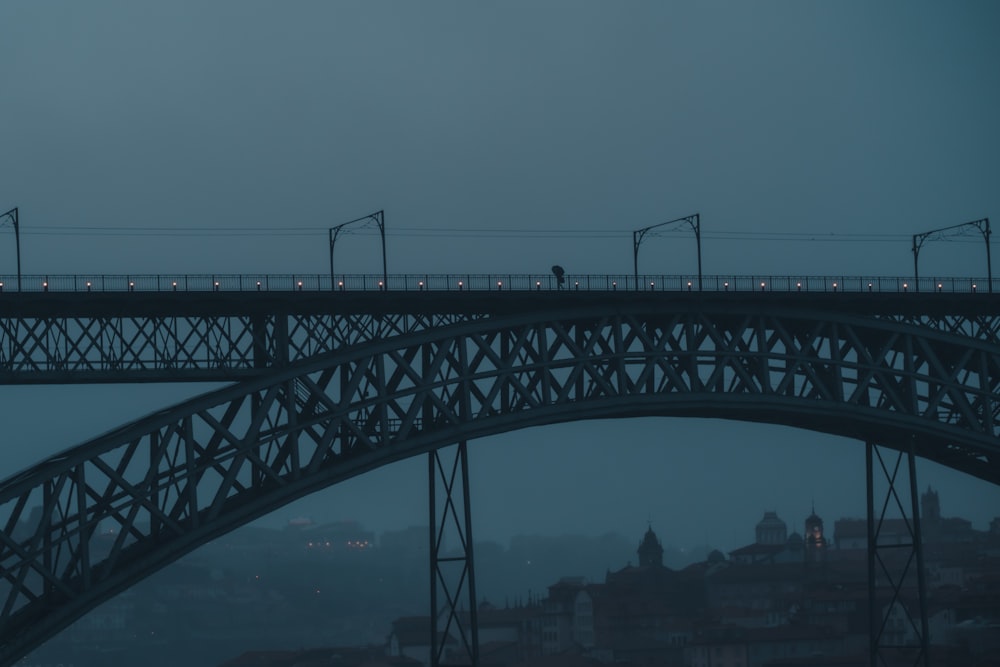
xmin=1 ymin=306 xmax=1000 ymax=663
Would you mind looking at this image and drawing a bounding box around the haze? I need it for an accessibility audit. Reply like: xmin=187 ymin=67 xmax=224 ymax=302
xmin=1 ymin=1 xmax=998 ymax=558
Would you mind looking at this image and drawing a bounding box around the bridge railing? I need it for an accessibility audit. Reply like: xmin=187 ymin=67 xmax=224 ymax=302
xmin=0 ymin=274 xmax=994 ymax=293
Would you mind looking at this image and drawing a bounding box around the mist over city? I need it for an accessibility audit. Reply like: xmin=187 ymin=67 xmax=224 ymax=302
xmin=2 ymin=2 xmax=999 ymax=666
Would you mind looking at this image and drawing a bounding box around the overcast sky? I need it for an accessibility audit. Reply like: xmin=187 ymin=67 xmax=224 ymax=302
xmin=1 ymin=2 xmax=999 ymax=558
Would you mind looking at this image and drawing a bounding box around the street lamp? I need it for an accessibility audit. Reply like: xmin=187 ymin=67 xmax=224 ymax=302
xmin=912 ymin=218 xmax=991 ymax=293
xmin=633 ymin=213 xmax=702 ymax=291
xmin=0 ymin=207 xmax=21 ymax=292
xmin=329 ymin=210 xmax=387 ymax=290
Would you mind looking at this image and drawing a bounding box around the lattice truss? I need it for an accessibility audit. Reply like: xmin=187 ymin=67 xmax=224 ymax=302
xmin=0 ymin=307 xmax=998 ymax=663
xmin=878 ymin=313 xmax=1000 ymax=346
xmin=0 ymin=312 xmax=483 ymax=381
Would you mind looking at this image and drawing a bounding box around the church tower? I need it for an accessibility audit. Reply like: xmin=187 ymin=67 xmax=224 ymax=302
xmin=921 ymin=486 xmax=941 ymax=522
xmin=637 ymin=525 xmax=664 ymax=568
xmin=804 ymin=505 xmax=826 ymax=564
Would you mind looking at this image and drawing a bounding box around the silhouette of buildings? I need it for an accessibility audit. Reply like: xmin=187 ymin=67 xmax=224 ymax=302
xmin=27 ymin=488 xmax=998 ymax=667
xmin=373 ymin=492 xmax=999 ymax=666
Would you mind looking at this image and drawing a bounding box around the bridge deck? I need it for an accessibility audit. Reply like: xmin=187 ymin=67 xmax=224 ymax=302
xmin=1 ymin=288 xmax=998 ymax=319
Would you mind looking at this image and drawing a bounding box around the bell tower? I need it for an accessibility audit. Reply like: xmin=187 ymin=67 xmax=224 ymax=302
xmin=805 ymin=505 xmax=826 ymax=564
xmin=637 ymin=525 xmax=664 ymax=568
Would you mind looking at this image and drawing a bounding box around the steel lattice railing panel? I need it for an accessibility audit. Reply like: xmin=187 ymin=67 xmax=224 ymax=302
xmin=0 ymin=305 xmax=998 ymax=663
xmin=0 ymin=311 xmax=487 ymax=382
xmin=0 ymin=291 xmax=998 ymax=384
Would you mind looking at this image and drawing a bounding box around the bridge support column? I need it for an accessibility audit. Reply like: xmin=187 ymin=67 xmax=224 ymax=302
xmin=866 ymin=440 xmax=930 ymax=667
xmin=429 ymin=442 xmax=480 ymax=667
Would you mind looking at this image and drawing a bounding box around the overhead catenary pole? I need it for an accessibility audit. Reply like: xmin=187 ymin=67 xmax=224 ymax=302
xmin=329 ymin=210 xmax=387 ymax=290
xmin=912 ymin=217 xmax=991 ymax=293
xmin=0 ymin=207 xmax=21 ymax=292
xmin=633 ymin=213 xmax=701 ymax=291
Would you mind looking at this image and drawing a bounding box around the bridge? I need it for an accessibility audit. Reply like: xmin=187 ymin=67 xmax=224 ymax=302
xmin=0 ymin=273 xmax=998 ymax=667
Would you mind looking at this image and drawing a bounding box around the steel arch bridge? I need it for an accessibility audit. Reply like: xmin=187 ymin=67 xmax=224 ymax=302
xmin=1 ymin=288 xmax=999 ymax=664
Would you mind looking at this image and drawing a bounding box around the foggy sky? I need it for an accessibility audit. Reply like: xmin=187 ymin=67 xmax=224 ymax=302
xmin=1 ymin=1 xmax=999 ymax=555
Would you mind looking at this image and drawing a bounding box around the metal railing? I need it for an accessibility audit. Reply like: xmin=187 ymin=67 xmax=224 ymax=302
xmin=0 ymin=274 xmax=994 ymax=293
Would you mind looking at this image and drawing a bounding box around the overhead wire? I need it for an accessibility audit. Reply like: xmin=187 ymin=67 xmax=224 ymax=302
xmin=1 ymin=225 xmax=994 ymax=244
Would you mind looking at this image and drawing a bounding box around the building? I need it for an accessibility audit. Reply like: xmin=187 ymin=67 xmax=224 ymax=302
xmin=804 ymin=507 xmax=827 ymax=565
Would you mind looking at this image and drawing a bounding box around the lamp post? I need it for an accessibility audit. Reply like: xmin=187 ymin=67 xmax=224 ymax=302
xmin=329 ymin=210 xmax=387 ymax=290
xmin=912 ymin=218 xmax=991 ymax=293
xmin=0 ymin=207 xmax=21 ymax=292
xmin=633 ymin=213 xmax=701 ymax=291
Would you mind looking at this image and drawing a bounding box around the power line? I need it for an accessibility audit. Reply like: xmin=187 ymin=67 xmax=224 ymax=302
xmin=4 ymin=225 xmax=994 ymax=244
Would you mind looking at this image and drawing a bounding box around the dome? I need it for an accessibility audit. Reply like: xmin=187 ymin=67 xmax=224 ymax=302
xmin=756 ymin=511 xmax=788 ymax=545
xmin=787 ymin=531 xmax=804 ymax=547
xmin=637 ymin=525 xmax=664 ymax=568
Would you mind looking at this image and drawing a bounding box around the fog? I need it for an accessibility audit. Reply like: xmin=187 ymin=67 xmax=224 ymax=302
xmin=1 ymin=3 xmax=999 ymax=661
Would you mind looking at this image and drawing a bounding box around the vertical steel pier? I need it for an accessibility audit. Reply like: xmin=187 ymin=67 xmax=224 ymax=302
xmin=429 ymin=442 xmax=480 ymax=667
xmin=866 ymin=440 xmax=930 ymax=667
